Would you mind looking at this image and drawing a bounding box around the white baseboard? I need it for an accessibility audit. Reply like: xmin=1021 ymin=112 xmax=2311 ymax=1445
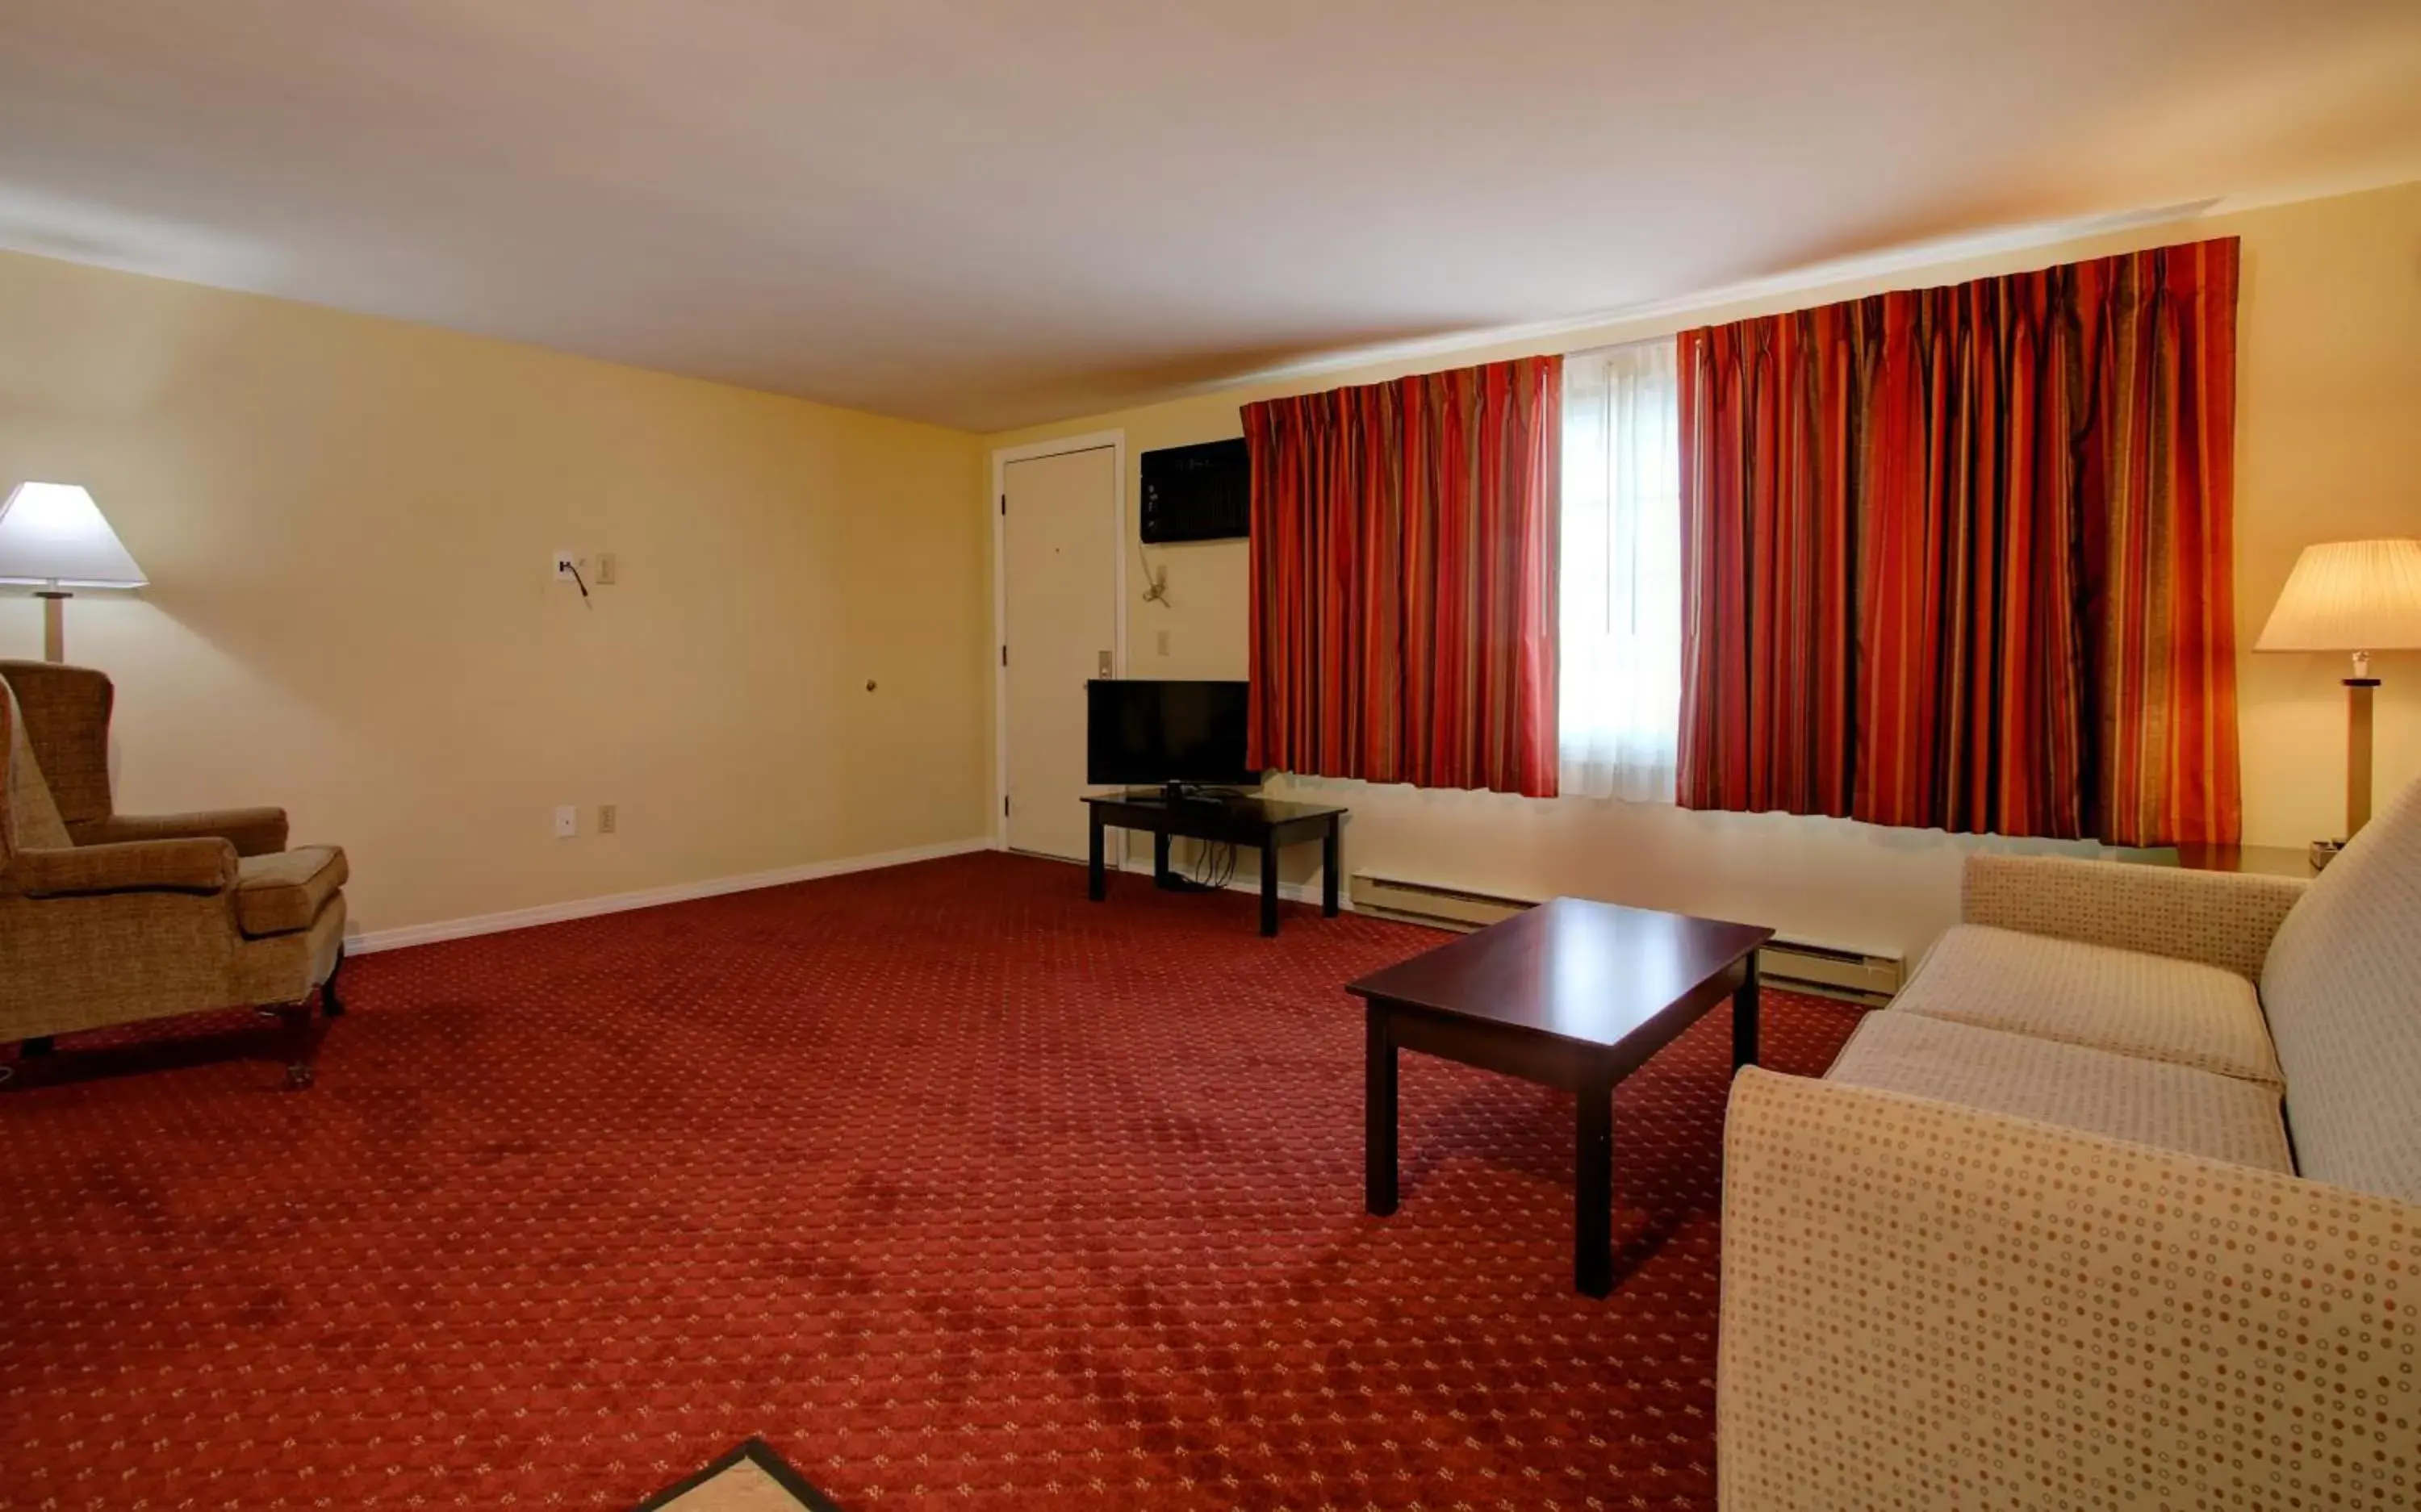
xmin=345 ymin=837 xmax=994 ymax=955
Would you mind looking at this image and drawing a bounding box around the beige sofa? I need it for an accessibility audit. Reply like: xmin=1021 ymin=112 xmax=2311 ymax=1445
xmin=1719 ymin=778 xmax=2421 ymax=1510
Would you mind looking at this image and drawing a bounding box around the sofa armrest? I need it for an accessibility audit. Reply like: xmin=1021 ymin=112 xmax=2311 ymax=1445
xmin=69 ymin=807 xmax=290 ymax=858
xmin=6 ymin=839 xmax=239 ymax=898
xmin=1960 ymin=852 xmax=2305 ymax=980
xmin=1717 ymin=1068 xmax=2419 ymax=1512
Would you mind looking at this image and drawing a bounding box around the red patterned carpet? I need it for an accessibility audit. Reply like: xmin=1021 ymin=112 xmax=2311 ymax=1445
xmin=0 ymin=851 xmax=1863 ymax=1510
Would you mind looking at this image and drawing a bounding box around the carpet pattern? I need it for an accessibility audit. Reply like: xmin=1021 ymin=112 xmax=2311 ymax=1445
xmin=0 ymin=851 xmax=1864 ymax=1510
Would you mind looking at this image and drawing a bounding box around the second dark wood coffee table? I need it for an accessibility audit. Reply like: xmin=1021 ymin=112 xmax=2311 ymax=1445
xmin=1347 ymin=898 xmax=1774 ymax=1297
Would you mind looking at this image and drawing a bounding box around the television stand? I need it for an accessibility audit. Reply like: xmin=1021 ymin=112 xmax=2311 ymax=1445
xmin=1082 ymin=792 xmax=1346 ymax=937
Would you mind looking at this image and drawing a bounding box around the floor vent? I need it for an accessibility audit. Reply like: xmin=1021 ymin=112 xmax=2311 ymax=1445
xmin=1348 ymin=872 xmax=1537 ymax=931
xmin=1758 ymin=936 xmax=1904 ymax=1006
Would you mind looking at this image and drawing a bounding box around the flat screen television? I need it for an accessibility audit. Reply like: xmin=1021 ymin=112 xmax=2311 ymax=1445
xmin=1087 ymin=679 xmax=1258 ymax=792
xmin=1139 ymin=438 xmax=1250 ymax=543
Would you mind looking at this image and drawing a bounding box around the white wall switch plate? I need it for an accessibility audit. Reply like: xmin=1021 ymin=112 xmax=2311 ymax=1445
xmin=553 ymin=550 xmax=578 ymax=582
xmin=554 ymin=804 xmax=578 ymax=837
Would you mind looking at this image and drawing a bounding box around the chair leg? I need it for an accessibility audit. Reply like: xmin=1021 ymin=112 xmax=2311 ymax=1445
xmin=321 ymin=944 xmax=346 ymax=1018
xmin=276 ymin=1004 xmax=320 ymax=1091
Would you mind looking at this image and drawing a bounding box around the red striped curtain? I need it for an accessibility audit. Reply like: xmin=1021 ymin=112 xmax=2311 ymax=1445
xmin=1244 ymin=357 xmax=1562 ymax=797
xmin=1676 ymin=237 xmax=2240 ymax=846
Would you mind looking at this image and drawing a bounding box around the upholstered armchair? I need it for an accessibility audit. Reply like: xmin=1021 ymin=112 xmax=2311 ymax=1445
xmin=0 ymin=660 xmax=347 ymax=1088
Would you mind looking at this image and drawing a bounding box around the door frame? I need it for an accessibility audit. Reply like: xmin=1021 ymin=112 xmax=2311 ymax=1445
xmin=990 ymin=429 xmax=1127 ymax=852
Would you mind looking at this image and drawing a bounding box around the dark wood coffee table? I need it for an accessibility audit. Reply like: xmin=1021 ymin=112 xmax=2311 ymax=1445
xmin=1347 ymin=898 xmax=1774 ymax=1297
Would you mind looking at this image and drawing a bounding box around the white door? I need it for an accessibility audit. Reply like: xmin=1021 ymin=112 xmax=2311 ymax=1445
xmin=1003 ymin=445 xmax=1119 ymax=860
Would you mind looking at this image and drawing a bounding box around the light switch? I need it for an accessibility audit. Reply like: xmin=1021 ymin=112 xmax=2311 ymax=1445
xmin=1156 ymin=629 xmax=1171 ymax=657
xmin=1098 ymin=649 xmax=1113 ymax=676
xmin=554 ymin=804 xmax=578 ymax=837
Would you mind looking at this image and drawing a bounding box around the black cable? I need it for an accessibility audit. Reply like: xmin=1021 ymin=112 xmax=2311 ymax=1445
xmin=1172 ymin=835 xmax=1240 ymax=893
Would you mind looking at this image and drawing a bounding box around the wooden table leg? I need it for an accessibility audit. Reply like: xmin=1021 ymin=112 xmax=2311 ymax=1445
xmin=1365 ymin=1002 xmax=1399 ymax=1215
xmin=1322 ymin=821 xmax=1341 ymax=917
xmin=1733 ymin=953 xmax=1761 ymax=1072
xmin=1087 ymin=809 xmax=1106 ymax=901
xmin=1259 ymin=837 xmax=1280 ymax=937
xmin=1575 ymin=1076 xmax=1614 ymax=1297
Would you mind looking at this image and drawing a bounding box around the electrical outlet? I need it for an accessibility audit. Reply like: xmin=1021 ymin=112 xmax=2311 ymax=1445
xmin=1156 ymin=629 xmax=1171 ymax=657
xmin=596 ymin=553 xmax=618 ymax=586
xmin=554 ymin=804 xmax=578 ymax=838
xmin=553 ymin=550 xmax=578 ymax=583
xmin=597 ymin=803 xmax=617 ymax=835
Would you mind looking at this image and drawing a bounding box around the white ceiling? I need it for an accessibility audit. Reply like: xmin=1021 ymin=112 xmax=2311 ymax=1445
xmin=3 ymin=1 xmax=2419 ymax=432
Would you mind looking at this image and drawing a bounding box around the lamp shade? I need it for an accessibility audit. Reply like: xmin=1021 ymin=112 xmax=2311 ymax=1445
xmin=2255 ymin=539 xmax=2421 ymax=654
xmin=0 ymin=482 xmax=148 ymax=589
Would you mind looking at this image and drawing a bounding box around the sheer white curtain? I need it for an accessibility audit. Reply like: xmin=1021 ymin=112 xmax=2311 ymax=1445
xmin=1559 ymin=338 xmax=1682 ymax=801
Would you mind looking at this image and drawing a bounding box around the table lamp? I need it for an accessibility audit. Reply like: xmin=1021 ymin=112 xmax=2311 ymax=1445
xmin=2255 ymin=537 xmax=2421 ymax=850
xmin=0 ymin=482 xmax=149 ymax=663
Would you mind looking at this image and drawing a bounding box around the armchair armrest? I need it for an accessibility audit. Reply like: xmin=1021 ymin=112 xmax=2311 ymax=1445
xmin=69 ymin=807 xmax=289 ymax=858
xmin=1960 ymin=852 xmax=2305 ymax=980
xmin=7 ymin=838 xmax=238 ymax=898
xmin=1717 ymin=1069 xmax=2419 ymax=1511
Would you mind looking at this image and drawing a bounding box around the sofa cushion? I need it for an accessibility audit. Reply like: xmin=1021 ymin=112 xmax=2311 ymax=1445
xmin=1895 ymin=923 xmax=2281 ymax=1087
xmin=2260 ymin=775 xmax=2421 ymax=1204
xmin=1827 ymin=1010 xmax=2293 ymax=1172
xmin=234 ymin=846 xmax=348 ymax=938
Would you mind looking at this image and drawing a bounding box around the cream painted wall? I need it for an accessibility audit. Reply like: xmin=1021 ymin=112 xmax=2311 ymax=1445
xmin=987 ymin=180 xmax=2421 ymax=960
xmin=0 ymin=249 xmax=992 ymax=934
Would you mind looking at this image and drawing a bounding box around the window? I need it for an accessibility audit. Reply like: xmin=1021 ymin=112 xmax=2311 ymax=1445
xmin=1558 ymin=338 xmax=1682 ymax=802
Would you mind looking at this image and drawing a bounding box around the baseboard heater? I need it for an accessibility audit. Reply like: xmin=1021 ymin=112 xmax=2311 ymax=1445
xmin=1348 ymin=871 xmax=1904 ymax=1006
xmin=1758 ymin=936 xmax=1903 ymax=1005
xmin=1348 ymin=872 xmax=1536 ymax=931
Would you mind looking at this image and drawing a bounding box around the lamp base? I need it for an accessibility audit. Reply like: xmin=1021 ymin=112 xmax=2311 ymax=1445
xmin=2344 ymin=675 xmax=2378 ymax=837
xmin=32 ymin=589 xmax=67 ymax=663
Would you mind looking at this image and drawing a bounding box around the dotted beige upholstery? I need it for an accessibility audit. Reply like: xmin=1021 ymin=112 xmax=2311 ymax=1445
xmin=1721 ymin=777 xmax=2421 ymax=1508
xmin=1892 ymin=921 xmax=2282 ymax=1086
xmin=1720 ymin=1069 xmax=2419 ymax=1511
xmin=1826 ymin=1009 xmax=2293 ymax=1171
xmin=2260 ymin=775 xmax=2421 ymax=1204
xmin=1963 ymin=850 xmax=2306 ymax=982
